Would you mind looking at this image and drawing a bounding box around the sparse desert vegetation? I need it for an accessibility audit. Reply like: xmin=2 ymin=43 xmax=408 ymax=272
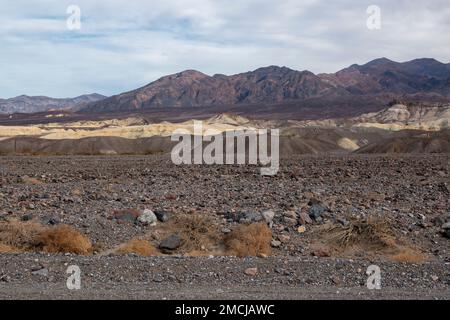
xmin=0 ymin=154 xmax=448 ymax=299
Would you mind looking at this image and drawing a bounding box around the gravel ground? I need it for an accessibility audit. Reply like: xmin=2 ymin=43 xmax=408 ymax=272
xmin=0 ymin=154 xmax=448 ymax=299
xmin=0 ymin=255 xmax=448 ymax=300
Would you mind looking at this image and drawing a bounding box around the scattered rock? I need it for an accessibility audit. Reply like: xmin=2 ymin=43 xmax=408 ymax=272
xmin=154 ymin=210 xmax=170 ymax=222
xmin=298 ymin=210 xmax=312 ymax=225
xmin=0 ymin=274 xmax=11 ymax=282
xmin=31 ymin=268 xmax=49 ymax=277
xmin=221 ymin=228 xmax=231 ymax=234
xmin=311 ymin=244 xmax=331 ymax=257
xmin=271 ymin=240 xmax=282 ymax=248
xmin=441 ymin=222 xmax=450 ymax=238
xmin=297 ymin=226 xmax=306 ymax=233
xmin=308 ymin=203 xmax=327 ymax=220
xmin=283 ymin=217 xmax=297 ymax=227
xmin=137 ymin=209 xmax=157 ymax=225
xmin=283 ymin=210 xmax=297 ymax=219
xmin=112 ymin=209 xmax=140 ymax=223
xmin=241 ymin=212 xmax=264 ymax=223
xmin=21 ymin=214 xmax=33 ymax=222
xmin=331 ymin=275 xmax=341 ymax=285
xmin=308 ymin=198 xmax=322 ymax=206
xmin=244 ymin=267 xmax=258 ymax=276
xmin=41 ymin=216 xmax=60 ymax=225
xmin=261 ymin=210 xmax=275 ymax=224
xmin=159 ymin=234 xmax=183 ymax=252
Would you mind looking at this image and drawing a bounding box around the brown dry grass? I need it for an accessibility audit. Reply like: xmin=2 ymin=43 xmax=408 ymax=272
xmin=0 ymin=219 xmax=46 ymax=251
xmin=116 ymin=239 xmax=158 ymax=256
xmin=224 ymin=223 xmax=272 ymax=257
xmin=35 ymin=225 xmax=92 ymax=255
xmin=0 ymin=219 xmax=92 ymax=255
xmin=0 ymin=243 xmax=20 ymax=253
xmin=390 ymin=247 xmax=426 ymax=263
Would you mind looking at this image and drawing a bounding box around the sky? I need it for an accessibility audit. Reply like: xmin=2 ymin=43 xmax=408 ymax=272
xmin=1 ymin=0 xmax=449 ymax=98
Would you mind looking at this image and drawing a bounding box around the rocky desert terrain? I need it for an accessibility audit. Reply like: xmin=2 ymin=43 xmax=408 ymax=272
xmin=0 ymin=65 xmax=449 ymax=300
xmin=0 ymin=154 xmax=448 ymax=299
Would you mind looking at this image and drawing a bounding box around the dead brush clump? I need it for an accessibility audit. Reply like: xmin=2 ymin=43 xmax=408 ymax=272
xmin=0 ymin=219 xmax=92 ymax=255
xmin=224 ymin=223 xmax=272 ymax=257
xmin=323 ymin=216 xmax=394 ymax=251
xmin=116 ymin=238 xmax=159 ymax=256
xmin=171 ymin=213 xmax=221 ymax=253
xmin=317 ymin=216 xmax=427 ymax=263
xmin=0 ymin=219 xmax=46 ymax=251
xmin=35 ymin=225 xmax=92 ymax=255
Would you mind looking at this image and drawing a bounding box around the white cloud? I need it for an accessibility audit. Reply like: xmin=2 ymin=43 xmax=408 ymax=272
xmin=0 ymin=0 xmax=449 ymax=98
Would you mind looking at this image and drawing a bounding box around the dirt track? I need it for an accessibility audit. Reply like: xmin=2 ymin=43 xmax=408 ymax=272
xmin=0 ymin=255 xmax=448 ymax=300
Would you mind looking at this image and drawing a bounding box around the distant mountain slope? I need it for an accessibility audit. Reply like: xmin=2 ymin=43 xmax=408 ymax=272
xmin=81 ymin=67 xmax=342 ymax=113
xmin=0 ymin=93 xmax=106 ymax=114
xmin=320 ymin=58 xmax=450 ymax=96
xmin=80 ymin=58 xmax=450 ymax=114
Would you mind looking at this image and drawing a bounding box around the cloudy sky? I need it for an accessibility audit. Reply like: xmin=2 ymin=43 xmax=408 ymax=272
xmin=1 ymin=0 xmax=449 ymax=98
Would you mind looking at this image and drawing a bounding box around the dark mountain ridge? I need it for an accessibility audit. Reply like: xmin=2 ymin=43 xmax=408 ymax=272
xmin=81 ymin=58 xmax=450 ymax=114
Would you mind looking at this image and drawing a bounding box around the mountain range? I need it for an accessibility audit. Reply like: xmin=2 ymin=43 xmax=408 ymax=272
xmin=0 ymin=93 xmax=106 ymax=114
xmin=3 ymin=58 xmax=450 ymax=115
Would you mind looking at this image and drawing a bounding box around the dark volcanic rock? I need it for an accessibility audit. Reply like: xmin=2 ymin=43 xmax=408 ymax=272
xmin=159 ymin=234 xmax=183 ymax=252
xmin=308 ymin=204 xmax=327 ymax=220
xmin=154 ymin=210 xmax=171 ymax=222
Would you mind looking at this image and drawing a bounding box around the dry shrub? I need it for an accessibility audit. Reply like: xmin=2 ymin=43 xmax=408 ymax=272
xmin=0 ymin=220 xmax=92 ymax=255
xmin=172 ymin=213 xmax=221 ymax=252
xmin=0 ymin=243 xmax=20 ymax=253
xmin=323 ymin=216 xmax=394 ymax=251
xmin=0 ymin=219 xmax=46 ymax=250
xmin=317 ymin=216 xmax=427 ymax=263
xmin=116 ymin=239 xmax=158 ymax=256
xmin=225 ymin=223 xmax=272 ymax=257
xmin=35 ymin=225 xmax=92 ymax=255
xmin=390 ymin=247 xmax=425 ymax=263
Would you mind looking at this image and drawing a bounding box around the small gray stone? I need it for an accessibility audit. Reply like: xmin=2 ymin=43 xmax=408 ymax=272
xmin=244 ymin=212 xmax=264 ymax=222
xmin=309 ymin=204 xmax=327 ymax=220
xmin=160 ymin=234 xmax=183 ymax=252
xmin=32 ymin=268 xmax=49 ymax=277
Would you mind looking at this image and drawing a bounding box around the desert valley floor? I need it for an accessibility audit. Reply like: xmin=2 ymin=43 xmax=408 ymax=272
xmin=0 ymin=154 xmax=448 ymax=299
